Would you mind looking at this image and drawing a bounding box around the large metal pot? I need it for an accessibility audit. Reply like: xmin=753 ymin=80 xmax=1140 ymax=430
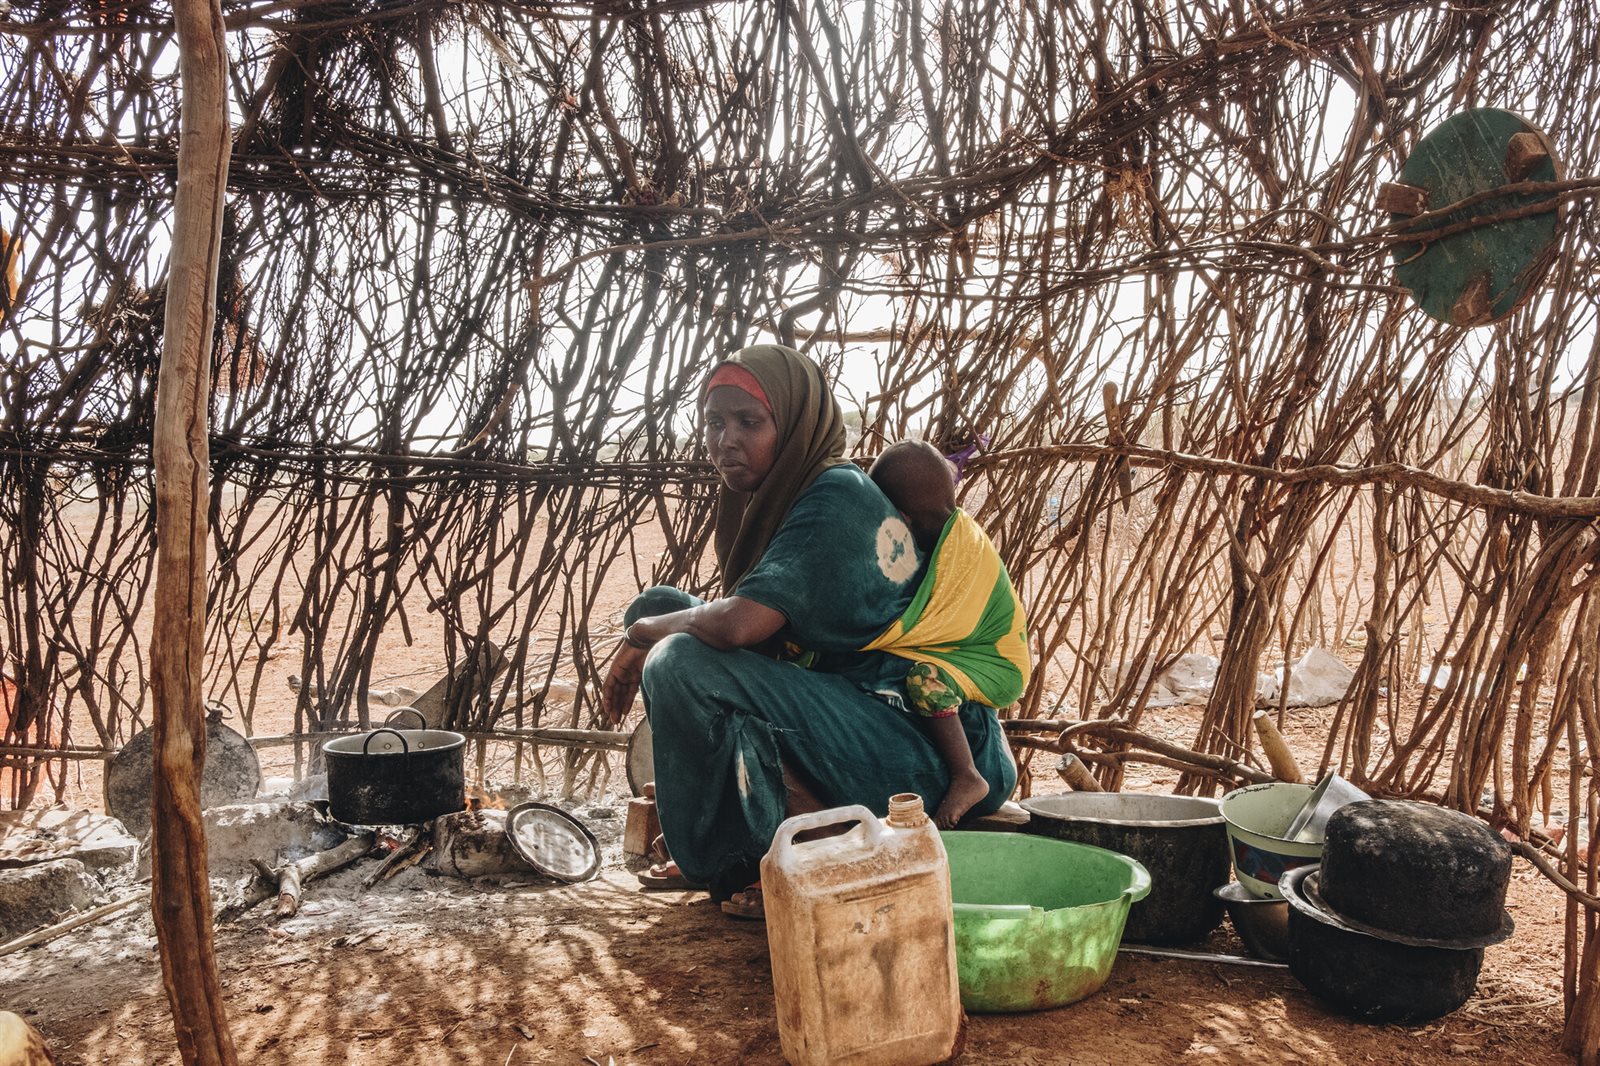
xmin=1282 ymin=865 xmax=1484 ymax=1023
xmin=322 ymin=714 xmax=466 ymax=825
xmin=1021 ymin=792 xmax=1230 ymax=944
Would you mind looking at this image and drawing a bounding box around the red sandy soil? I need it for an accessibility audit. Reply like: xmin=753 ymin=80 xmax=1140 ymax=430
xmin=0 ymin=697 xmax=1574 ymax=1066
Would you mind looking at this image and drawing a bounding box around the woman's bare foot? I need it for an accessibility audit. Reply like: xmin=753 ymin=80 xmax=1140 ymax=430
xmin=935 ymin=768 xmax=992 ymax=829
xmin=720 ymin=885 xmax=764 ymax=920
xmin=637 ymin=860 xmax=703 ymax=890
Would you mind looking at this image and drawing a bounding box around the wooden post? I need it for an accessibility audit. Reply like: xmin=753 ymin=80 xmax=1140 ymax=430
xmin=1056 ymin=752 xmax=1104 ymax=791
xmin=149 ymin=0 xmax=235 ymax=1056
xmin=623 ymin=783 xmax=662 ymax=858
xmin=1251 ymin=710 xmax=1305 ymax=783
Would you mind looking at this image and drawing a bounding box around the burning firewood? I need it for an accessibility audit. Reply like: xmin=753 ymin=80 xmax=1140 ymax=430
xmin=220 ymin=832 xmax=376 ymax=922
xmin=361 ymin=828 xmax=432 ymax=888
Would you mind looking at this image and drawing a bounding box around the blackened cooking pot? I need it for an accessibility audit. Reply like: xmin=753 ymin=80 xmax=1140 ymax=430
xmin=322 ymin=722 xmax=466 ymax=825
xmin=1282 ymin=865 xmax=1484 ymax=1023
xmin=1021 ymin=792 xmax=1229 ymax=944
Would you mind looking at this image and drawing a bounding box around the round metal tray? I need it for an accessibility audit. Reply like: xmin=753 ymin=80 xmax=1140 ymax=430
xmin=504 ymin=802 xmax=601 ymax=883
xmin=626 ymin=719 xmax=654 ymax=797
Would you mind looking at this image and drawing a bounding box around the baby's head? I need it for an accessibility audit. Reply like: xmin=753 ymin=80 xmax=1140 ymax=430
xmin=870 ymin=441 xmax=958 ymax=552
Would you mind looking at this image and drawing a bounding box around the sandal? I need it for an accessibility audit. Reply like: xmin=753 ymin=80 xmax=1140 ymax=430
xmin=719 ymin=886 xmax=764 ymax=921
xmin=637 ymin=861 xmax=704 ymax=891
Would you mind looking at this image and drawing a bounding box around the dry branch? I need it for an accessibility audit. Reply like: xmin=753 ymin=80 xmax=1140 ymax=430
xmin=1065 ymin=723 xmax=1274 ymax=788
xmin=1252 ymin=711 xmax=1305 ymax=783
xmin=222 ymin=832 xmax=376 ymax=922
xmin=0 ymin=889 xmax=152 ymax=958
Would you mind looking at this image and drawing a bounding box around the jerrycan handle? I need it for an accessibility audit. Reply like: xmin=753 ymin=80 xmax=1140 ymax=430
xmin=769 ymin=804 xmax=888 ymax=865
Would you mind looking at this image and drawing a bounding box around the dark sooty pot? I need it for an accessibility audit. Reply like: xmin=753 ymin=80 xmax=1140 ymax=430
xmin=323 ymin=727 xmax=466 ymax=825
xmin=1283 ymin=866 xmax=1482 ymax=1024
xmin=1022 ymin=793 xmax=1229 ymax=944
xmin=1320 ymin=799 xmax=1512 ymax=941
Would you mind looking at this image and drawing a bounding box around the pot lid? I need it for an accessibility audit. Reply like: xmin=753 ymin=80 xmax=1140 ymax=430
xmin=105 ymin=704 xmax=261 ymax=839
xmin=504 ymin=802 xmax=601 ymax=883
xmin=1280 ymin=865 xmax=1513 ymax=950
xmin=626 ymin=719 xmax=654 ymax=797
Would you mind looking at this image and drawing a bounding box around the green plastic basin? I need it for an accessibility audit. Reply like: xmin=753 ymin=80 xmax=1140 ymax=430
xmin=944 ymin=831 xmax=1151 ymax=1013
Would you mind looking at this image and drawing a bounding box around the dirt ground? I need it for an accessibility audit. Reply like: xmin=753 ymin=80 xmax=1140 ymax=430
xmin=0 ymin=841 xmax=1573 ymax=1066
xmin=0 ymin=706 xmax=1575 ymax=1066
xmin=0 ymin=510 xmax=1580 ymax=1064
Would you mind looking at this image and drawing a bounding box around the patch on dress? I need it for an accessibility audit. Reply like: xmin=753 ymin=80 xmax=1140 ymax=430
xmin=876 ymin=516 xmax=918 ymax=583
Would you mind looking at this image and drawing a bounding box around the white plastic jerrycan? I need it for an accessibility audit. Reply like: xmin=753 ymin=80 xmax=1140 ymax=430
xmin=761 ymin=793 xmax=961 ymax=1066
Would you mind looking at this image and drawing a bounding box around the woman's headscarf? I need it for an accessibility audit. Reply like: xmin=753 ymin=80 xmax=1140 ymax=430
xmin=705 ymin=344 xmax=848 ymax=592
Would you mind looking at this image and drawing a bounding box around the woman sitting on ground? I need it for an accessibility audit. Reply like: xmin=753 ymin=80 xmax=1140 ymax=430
xmin=601 ymin=344 xmax=1017 ymax=917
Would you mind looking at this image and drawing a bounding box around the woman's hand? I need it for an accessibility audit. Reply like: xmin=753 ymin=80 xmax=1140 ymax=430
xmin=602 ymin=641 xmax=648 ymax=726
xmin=599 ymin=599 xmax=785 ymax=725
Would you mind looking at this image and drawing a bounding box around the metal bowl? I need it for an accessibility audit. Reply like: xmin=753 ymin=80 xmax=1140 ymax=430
xmin=1214 ymin=880 xmax=1290 ymax=961
xmin=1284 ymin=772 xmax=1370 ymax=842
xmin=1220 ymin=782 xmax=1324 ymax=898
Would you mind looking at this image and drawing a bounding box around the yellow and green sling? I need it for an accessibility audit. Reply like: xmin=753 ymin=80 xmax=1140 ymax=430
xmin=861 ymin=509 xmax=1031 ymax=716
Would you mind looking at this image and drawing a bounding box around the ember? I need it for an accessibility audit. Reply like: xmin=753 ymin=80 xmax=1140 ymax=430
xmin=464 ymin=785 xmax=507 ymax=813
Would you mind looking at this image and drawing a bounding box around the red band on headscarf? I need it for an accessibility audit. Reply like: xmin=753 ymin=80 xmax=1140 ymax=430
xmin=704 ymin=363 xmax=773 ymax=413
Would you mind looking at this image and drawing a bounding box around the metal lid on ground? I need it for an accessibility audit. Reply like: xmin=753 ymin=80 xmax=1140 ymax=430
xmin=504 ymin=802 xmax=601 ymax=883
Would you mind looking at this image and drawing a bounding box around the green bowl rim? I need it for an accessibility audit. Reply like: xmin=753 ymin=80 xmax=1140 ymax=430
xmin=942 ymin=830 xmax=1152 ymax=911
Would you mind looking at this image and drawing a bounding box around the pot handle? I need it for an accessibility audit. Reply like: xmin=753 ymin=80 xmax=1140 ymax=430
xmin=361 ymin=727 xmax=411 ymax=755
xmin=384 ymin=707 xmax=426 ymax=731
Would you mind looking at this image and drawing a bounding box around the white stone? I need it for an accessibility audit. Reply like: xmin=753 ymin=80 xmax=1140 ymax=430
xmin=196 ymin=801 xmax=349 ymax=877
xmin=0 ymin=807 xmax=138 ymax=876
xmin=0 ymin=859 xmax=102 ymax=940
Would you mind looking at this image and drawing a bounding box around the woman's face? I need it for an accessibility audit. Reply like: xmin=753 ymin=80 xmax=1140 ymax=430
xmin=703 ymin=385 xmax=779 ymax=493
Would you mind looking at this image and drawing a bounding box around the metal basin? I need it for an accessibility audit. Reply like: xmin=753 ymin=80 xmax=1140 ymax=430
xmin=1214 ymin=881 xmax=1290 ymax=961
xmin=1022 ymin=792 xmax=1229 ymax=944
xmin=1220 ymin=782 xmax=1323 ymax=899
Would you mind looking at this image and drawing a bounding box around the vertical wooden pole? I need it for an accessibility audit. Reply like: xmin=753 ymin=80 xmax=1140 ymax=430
xmin=1251 ymin=710 xmax=1304 ymax=783
xmin=150 ymin=0 xmax=235 ymax=1057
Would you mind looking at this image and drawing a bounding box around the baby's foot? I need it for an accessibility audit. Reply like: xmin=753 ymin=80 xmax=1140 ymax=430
xmin=935 ymin=769 xmax=991 ymax=830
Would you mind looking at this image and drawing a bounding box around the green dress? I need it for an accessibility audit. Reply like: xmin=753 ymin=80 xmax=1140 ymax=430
xmin=630 ymin=466 xmax=1017 ymax=899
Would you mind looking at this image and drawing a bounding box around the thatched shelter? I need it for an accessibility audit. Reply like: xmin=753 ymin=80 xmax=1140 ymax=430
xmin=2 ymin=0 xmax=1599 ymax=1059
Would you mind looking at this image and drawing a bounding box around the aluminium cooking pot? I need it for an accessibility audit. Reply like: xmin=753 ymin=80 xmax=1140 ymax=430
xmin=322 ymin=711 xmax=466 ymax=825
xmin=1021 ymin=792 xmax=1229 ymax=944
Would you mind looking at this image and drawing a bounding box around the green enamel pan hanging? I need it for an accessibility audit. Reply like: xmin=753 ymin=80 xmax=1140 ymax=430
xmin=1382 ymin=108 xmax=1563 ymax=327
